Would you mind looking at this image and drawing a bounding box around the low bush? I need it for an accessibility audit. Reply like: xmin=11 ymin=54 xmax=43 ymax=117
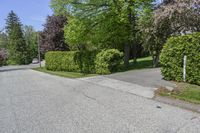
xmin=95 ymin=49 xmax=124 ymax=74
xmin=45 ymin=49 xmax=123 ymax=74
xmin=160 ymin=32 xmax=200 ymax=85
xmin=0 ymin=49 xmax=7 ymax=66
xmin=45 ymin=51 xmax=97 ymax=73
xmin=0 ymin=56 xmax=4 ymax=66
xmin=45 ymin=51 xmax=65 ymax=71
xmin=61 ymin=51 xmax=79 ymax=72
xmin=75 ymin=51 xmax=97 ymax=73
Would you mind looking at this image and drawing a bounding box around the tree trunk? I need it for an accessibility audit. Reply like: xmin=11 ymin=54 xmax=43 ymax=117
xmin=152 ymin=55 xmax=159 ymax=68
xmin=124 ymin=44 xmax=130 ymax=68
xmin=132 ymin=43 xmax=137 ymax=63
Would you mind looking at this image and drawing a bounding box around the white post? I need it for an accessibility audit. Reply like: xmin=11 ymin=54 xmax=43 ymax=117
xmin=183 ymin=55 xmax=187 ymax=82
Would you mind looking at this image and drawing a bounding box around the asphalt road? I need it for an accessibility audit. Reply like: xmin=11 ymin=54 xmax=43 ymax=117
xmin=0 ymin=66 xmax=200 ymax=133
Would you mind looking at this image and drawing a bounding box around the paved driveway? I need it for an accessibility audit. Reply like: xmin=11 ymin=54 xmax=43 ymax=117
xmin=107 ymin=68 xmax=176 ymax=88
xmin=0 ymin=66 xmax=200 ymax=133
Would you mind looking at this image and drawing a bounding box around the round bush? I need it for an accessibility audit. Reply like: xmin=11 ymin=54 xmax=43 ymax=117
xmin=160 ymin=32 xmax=200 ymax=85
xmin=95 ymin=49 xmax=123 ymax=74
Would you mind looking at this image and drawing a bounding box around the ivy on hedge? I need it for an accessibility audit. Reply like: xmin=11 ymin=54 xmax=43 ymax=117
xmin=160 ymin=32 xmax=200 ymax=85
xmin=45 ymin=49 xmax=123 ymax=74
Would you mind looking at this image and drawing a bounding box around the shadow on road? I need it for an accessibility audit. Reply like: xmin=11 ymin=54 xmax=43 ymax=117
xmin=0 ymin=64 xmax=39 ymax=73
xmin=0 ymin=68 xmax=30 ymax=72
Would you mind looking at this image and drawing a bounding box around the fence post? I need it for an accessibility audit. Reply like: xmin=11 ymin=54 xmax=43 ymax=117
xmin=183 ymin=55 xmax=187 ymax=82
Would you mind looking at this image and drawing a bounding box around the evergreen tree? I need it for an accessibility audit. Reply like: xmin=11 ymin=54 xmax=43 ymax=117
xmin=5 ymin=11 xmax=28 ymax=64
xmin=23 ymin=25 xmax=38 ymax=63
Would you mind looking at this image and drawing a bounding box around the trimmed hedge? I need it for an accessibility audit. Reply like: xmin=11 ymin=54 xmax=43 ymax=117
xmin=61 ymin=51 xmax=80 ymax=71
xmin=45 ymin=49 xmax=123 ymax=74
xmin=160 ymin=32 xmax=200 ymax=85
xmin=95 ymin=49 xmax=123 ymax=74
xmin=45 ymin=51 xmax=66 ymax=71
xmin=74 ymin=51 xmax=97 ymax=73
xmin=45 ymin=51 xmax=95 ymax=73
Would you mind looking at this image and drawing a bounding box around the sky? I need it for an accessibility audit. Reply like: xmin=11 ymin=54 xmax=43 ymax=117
xmin=0 ymin=0 xmax=162 ymax=32
xmin=0 ymin=0 xmax=53 ymax=31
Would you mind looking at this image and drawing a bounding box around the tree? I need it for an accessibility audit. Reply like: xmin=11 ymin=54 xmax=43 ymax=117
xmin=0 ymin=32 xmax=8 ymax=65
xmin=51 ymin=0 xmax=153 ymax=67
xmin=23 ymin=25 xmax=38 ymax=62
xmin=154 ymin=0 xmax=200 ymax=34
xmin=0 ymin=32 xmax=8 ymax=49
xmin=39 ymin=15 xmax=69 ymax=55
xmin=138 ymin=5 xmax=171 ymax=67
xmin=5 ymin=11 xmax=28 ymax=64
xmin=139 ymin=0 xmax=200 ymax=67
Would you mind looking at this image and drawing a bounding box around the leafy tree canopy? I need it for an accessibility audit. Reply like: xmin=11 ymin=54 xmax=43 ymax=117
xmin=51 ymin=0 xmax=153 ymax=67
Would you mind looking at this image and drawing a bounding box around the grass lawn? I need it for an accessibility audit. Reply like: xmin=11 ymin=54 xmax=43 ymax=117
xmin=158 ymin=83 xmax=200 ymax=104
xmin=33 ymin=67 xmax=98 ymax=79
xmin=128 ymin=56 xmax=153 ymax=70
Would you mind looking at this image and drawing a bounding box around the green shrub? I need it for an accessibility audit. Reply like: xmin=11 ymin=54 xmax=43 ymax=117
xmin=45 ymin=51 xmax=65 ymax=71
xmin=0 ymin=58 xmax=3 ymax=66
xmin=160 ymin=32 xmax=200 ymax=85
xmin=0 ymin=49 xmax=7 ymax=66
xmin=95 ymin=49 xmax=124 ymax=74
xmin=61 ymin=51 xmax=79 ymax=71
xmin=45 ymin=51 xmax=97 ymax=73
xmin=45 ymin=49 xmax=123 ymax=74
xmin=75 ymin=51 xmax=97 ymax=73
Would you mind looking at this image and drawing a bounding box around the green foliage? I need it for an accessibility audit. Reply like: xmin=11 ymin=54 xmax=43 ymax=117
xmin=23 ymin=25 xmax=38 ymax=63
xmin=0 ymin=49 xmax=7 ymax=66
xmin=61 ymin=51 xmax=79 ymax=71
xmin=51 ymin=0 xmax=153 ymax=51
xmin=0 ymin=33 xmax=8 ymax=49
xmin=6 ymin=11 xmax=29 ymax=65
xmin=138 ymin=3 xmax=171 ymax=67
xmin=45 ymin=51 xmax=65 ymax=71
xmin=45 ymin=51 xmax=96 ymax=73
xmin=75 ymin=51 xmax=97 ymax=73
xmin=45 ymin=49 xmax=123 ymax=74
xmin=95 ymin=49 xmax=123 ymax=74
xmin=160 ymin=32 xmax=200 ymax=85
xmin=64 ymin=18 xmax=91 ymax=50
